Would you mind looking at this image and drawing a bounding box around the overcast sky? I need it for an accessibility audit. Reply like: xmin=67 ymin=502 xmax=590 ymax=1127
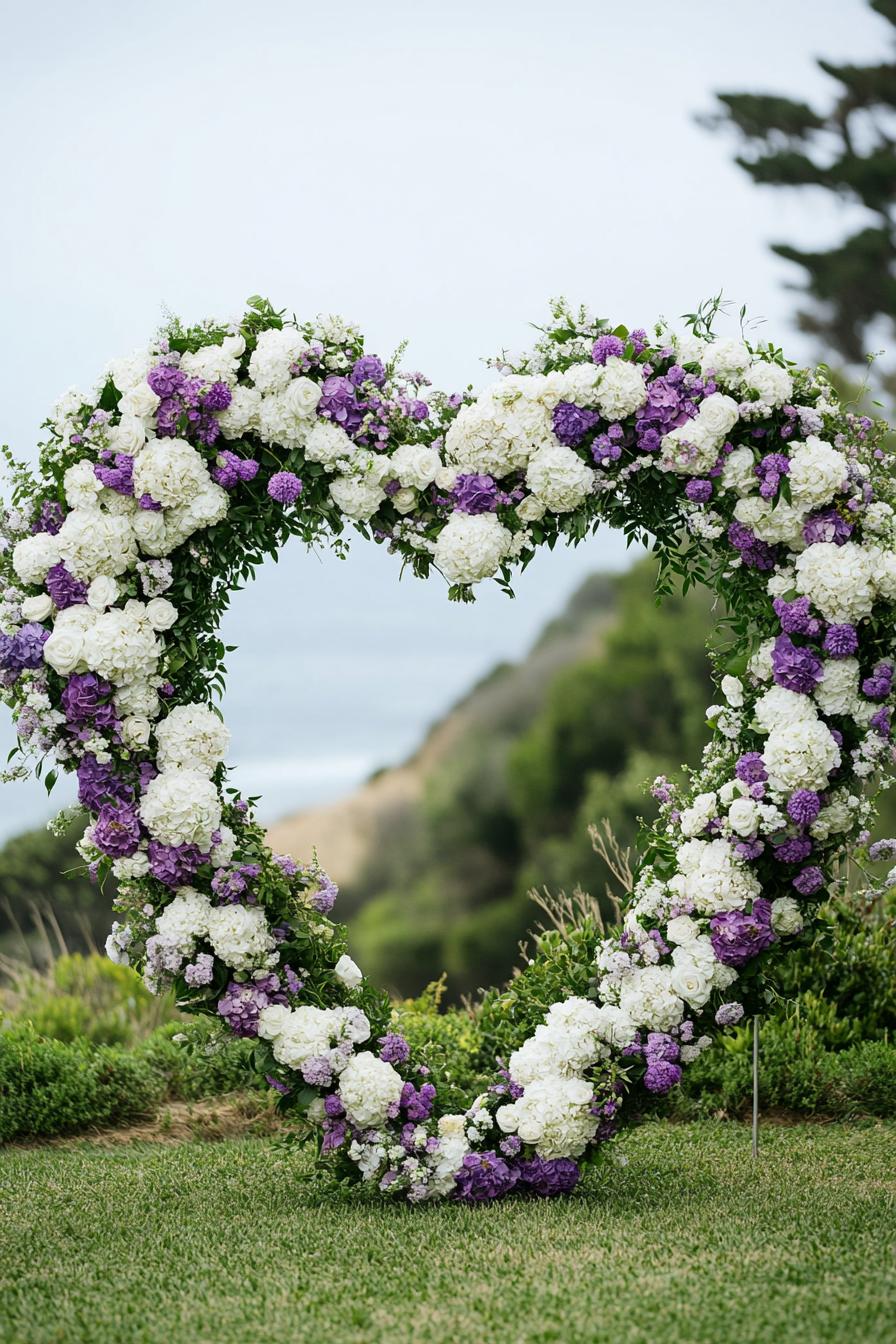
xmin=0 ymin=0 xmax=888 ymax=840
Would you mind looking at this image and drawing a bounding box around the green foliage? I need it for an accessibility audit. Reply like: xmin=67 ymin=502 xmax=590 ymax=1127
xmin=1 ymin=952 xmax=176 ymax=1046
xmin=0 ymin=814 xmax=106 ymax=960
xmin=0 ymin=1017 xmax=254 ymax=1142
xmin=701 ymin=0 xmax=896 ymax=370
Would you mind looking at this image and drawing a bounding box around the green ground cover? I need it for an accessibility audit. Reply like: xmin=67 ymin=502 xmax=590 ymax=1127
xmin=1 ymin=1120 xmax=893 ymax=1344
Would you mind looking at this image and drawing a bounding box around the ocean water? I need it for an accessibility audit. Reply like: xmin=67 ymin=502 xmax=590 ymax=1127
xmin=0 ymin=528 xmax=637 ymax=844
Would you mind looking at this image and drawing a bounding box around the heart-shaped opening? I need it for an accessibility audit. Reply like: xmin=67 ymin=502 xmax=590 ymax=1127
xmin=1 ymin=295 xmax=892 ymax=1202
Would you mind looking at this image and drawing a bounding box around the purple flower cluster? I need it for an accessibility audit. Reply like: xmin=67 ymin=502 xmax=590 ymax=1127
xmin=94 ymin=452 xmax=134 ymax=496
xmin=217 ymin=974 xmax=288 ymax=1036
xmin=710 ymin=899 xmax=776 ymax=968
xmin=755 ymin=453 xmax=790 ymax=499
xmin=517 ymin=1156 xmax=580 ymax=1197
xmin=267 ymin=472 xmax=303 ymax=504
xmin=634 ymin=363 xmax=703 ymax=455
xmin=803 ymin=508 xmax=852 ymax=546
xmin=212 ymin=450 xmax=259 ymax=490
xmin=552 ymin=402 xmax=599 ymax=447
xmin=0 ymin=623 xmax=49 ymax=675
xmin=148 ymin=839 xmax=209 ymax=887
xmin=727 ymin=521 xmax=775 ymax=570
xmin=453 ymin=1151 xmax=519 ymax=1202
xmin=45 ymin=563 xmax=87 ymax=609
xmin=862 ymin=661 xmax=893 ymax=701
xmin=317 ymin=374 xmax=366 ymax=438
xmin=147 ymin=364 xmax=231 ymax=447
xmin=771 ymin=634 xmax=823 ymax=695
xmin=77 ymin=754 xmax=132 ymax=811
xmin=92 ymin=802 xmax=141 ymax=858
xmin=452 ymin=474 xmax=499 ymax=514
xmin=61 ymin=673 xmax=116 ymax=728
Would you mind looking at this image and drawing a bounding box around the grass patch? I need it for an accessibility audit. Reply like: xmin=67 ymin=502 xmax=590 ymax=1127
xmin=1 ymin=1121 xmax=894 ymax=1344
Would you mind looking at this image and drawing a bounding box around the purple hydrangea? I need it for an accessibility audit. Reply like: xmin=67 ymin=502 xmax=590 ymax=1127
xmin=147 ymin=839 xmax=209 ymax=888
xmin=302 ymin=1056 xmax=333 ymax=1087
xmin=453 ymin=1152 xmax=519 ymax=1202
xmin=45 ymin=563 xmax=87 ymax=609
xmin=771 ymin=634 xmax=823 ymax=695
xmin=61 ymin=673 xmax=116 ymax=728
xmin=862 ymin=662 xmax=893 ymax=701
xmin=311 ymin=874 xmax=338 ymax=913
xmin=644 ymin=1059 xmax=683 ymax=1094
xmin=184 ymin=954 xmax=214 ymax=987
xmin=727 ymin=521 xmax=775 ymax=570
xmin=773 ymin=596 xmax=821 ymax=637
xmin=802 ymin=508 xmax=852 ymax=546
xmin=350 ymin=355 xmax=386 ymax=388
xmin=710 ymin=899 xmax=776 ymax=968
xmin=552 ymin=402 xmax=600 ymax=447
xmin=92 ymin=802 xmax=142 ymax=858
xmin=378 ymin=1033 xmax=411 ymax=1064
xmin=2 ymin=623 xmax=50 ymax=672
xmin=645 ymin=1032 xmax=680 ymax=1063
xmin=34 ymin=499 xmax=65 ymax=535
xmin=517 ymin=1157 xmax=580 ymax=1197
xmin=453 ymin=473 xmax=499 ymax=514
xmin=685 ymin=479 xmax=713 ymax=503
xmin=267 ymin=472 xmax=303 ymax=504
xmin=735 ymin=753 xmax=767 ymax=785
xmin=793 ymin=866 xmax=825 ymax=895
xmin=774 ymin=835 xmax=814 ymax=864
xmin=318 ymin=375 xmax=365 ymax=437
xmin=77 ymin=755 xmax=132 ymax=811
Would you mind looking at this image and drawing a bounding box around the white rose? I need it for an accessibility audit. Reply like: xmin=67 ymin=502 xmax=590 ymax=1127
xmin=771 ymin=896 xmax=804 ymax=936
xmin=390 ymin=443 xmax=441 ymax=491
xmin=721 ymin=675 xmax=744 ymax=707
xmin=727 ymin=797 xmax=759 ymax=837
xmin=334 ymin=954 xmax=363 ymax=989
xmin=43 ymin=626 xmax=86 ymax=676
xmin=21 ymin=594 xmax=53 ymax=622
xmin=145 ymin=597 xmax=178 ymax=631
xmin=87 ymin=575 xmax=119 ymax=611
xmin=121 ymin=715 xmax=152 ymax=749
xmin=391 ymin=487 xmax=418 ymax=515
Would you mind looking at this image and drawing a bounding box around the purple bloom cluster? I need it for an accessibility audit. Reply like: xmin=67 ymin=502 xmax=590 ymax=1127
xmin=94 ymin=452 xmax=134 ymax=496
xmin=552 ymin=401 xmax=599 ymax=447
xmin=710 ymin=899 xmax=776 ymax=968
xmin=77 ymin=754 xmax=132 ymax=811
xmin=317 ymin=374 xmax=366 ymax=437
xmin=92 ymin=802 xmax=141 ymax=858
xmin=45 ymin=563 xmax=87 ymax=609
xmin=378 ymin=1033 xmax=411 ymax=1064
xmin=755 ymin=453 xmax=790 ymax=499
xmin=0 ymin=623 xmax=49 ymax=675
xmin=453 ymin=473 xmax=499 ymax=514
xmin=212 ymin=450 xmax=259 ymax=490
xmin=773 ymin=596 xmax=821 ymax=638
xmin=517 ymin=1157 xmax=580 ymax=1196
xmin=727 ymin=521 xmax=775 ymax=570
xmin=862 ymin=661 xmax=893 ymax=701
xmin=453 ymin=1151 xmax=519 ymax=1202
xmin=803 ymin=507 xmax=852 ymax=546
xmin=267 ymin=471 xmax=303 ymax=504
xmin=147 ymin=363 xmax=231 ymax=447
xmin=217 ymin=974 xmax=288 ymax=1036
xmin=148 ymin=839 xmax=209 ymax=887
xmin=61 ymin=673 xmax=116 ymax=728
xmin=771 ymin=634 xmax=823 ymax=695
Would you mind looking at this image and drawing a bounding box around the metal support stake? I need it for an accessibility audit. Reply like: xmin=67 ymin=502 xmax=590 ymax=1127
xmin=751 ymin=1014 xmax=760 ymax=1159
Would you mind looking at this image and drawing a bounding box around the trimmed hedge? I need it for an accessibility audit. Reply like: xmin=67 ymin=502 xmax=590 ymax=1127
xmin=0 ymin=1018 xmax=254 ymax=1143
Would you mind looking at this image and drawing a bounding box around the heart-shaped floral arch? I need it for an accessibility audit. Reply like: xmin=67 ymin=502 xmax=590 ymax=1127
xmin=1 ymin=296 xmax=893 ymax=1202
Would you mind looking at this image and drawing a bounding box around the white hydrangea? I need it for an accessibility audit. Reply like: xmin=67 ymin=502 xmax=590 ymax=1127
xmin=787 ymin=437 xmax=848 ymax=511
xmin=814 ymin=658 xmax=860 ymax=718
xmin=444 ymin=379 xmax=555 ymax=477
xmin=139 ymin=769 xmax=222 ymax=849
xmin=594 ymin=356 xmax=646 ymax=420
xmin=495 ymin=1077 xmax=597 ymax=1159
xmin=248 ymin=327 xmax=306 ymax=395
xmin=668 ymin=838 xmax=762 ymax=915
xmin=131 ymin=439 xmax=211 ymax=510
xmin=216 ymin=385 xmax=261 ymax=439
xmin=525 ymin=441 xmax=594 ymax=513
xmin=178 ymin=334 xmax=245 ymax=386
xmin=741 ymin=360 xmax=793 ymax=408
xmin=337 ymin=1052 xmax=405 ymax=1129
xmin=508 ymin=997 xmax=615 ymax=1086
xmin=794 ymin=543 xmax=877 ymax=624
xmin=64 ymin=460 xmax=103 ymax=511
xmin=55 ymin=511 xmax=137 ymax=583
xmin=617 ymin=965 xmax=685 ymax=1032
xmin=12 ymin=532 xmax=62 ymax=586
xmin=733 ymin=495 xmax=806 ymax=547
xmin=701 ymin=338 xmax=752 ymax=386
xmin=328 ymin=474 xmax=386 ymax=521
xmin=869 ymin=545 xmax=896 ymax=602
xmin=304 ymin=419 xmax=356 ymax=467
xmin=763 ymin=718 xmax=841 ymax=792
xmin=557 ymin=363 xmax=602 ymax=407
xmin=155 ymin=886 xmax=212 ymax=956
xmin=810 ymin=790 xmax=855 ymax=841
xmin=114 ymin=679 xmax=161 ymax=719
xmin=389 ymin=443 xmax=441 ymax=491
xmin=754 ymin=685 xmax=818 ymax=732
xmin=206 ymin=902 xmax=276 ymax=973
xmin=82 ymin=603 xmax=161 ymax=685
xmin=155 ymin=703 xmax=230 ymax=775
xmin=433 ymin=511 xmax=512 ymax=585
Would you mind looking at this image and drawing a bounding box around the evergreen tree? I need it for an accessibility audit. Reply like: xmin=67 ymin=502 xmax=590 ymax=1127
xmin=701 ymin=0 xmax=896 ymax=370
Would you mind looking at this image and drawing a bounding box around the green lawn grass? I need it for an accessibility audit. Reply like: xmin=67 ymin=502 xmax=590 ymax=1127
xmin=1 ymin=1120 xmax=894 ymax=1344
